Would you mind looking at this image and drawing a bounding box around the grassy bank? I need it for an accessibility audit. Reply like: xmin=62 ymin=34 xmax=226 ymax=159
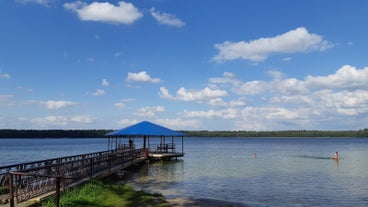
xmin=42 ymin=179 xmax=171 ymax=207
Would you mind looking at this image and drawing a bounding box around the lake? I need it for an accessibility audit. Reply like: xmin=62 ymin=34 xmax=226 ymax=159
xmin=1 ymin=137 xmax=368 ymax=207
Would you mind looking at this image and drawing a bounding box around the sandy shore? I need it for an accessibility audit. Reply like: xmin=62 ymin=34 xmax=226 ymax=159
xmin=167 ymin=197 xmax=249 ymax=207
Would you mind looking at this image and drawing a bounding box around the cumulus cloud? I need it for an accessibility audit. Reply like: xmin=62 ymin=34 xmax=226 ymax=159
xmin=126 ymin=71 xmax=162 ymax=83
xmin=102 ymin=79 xmax=109 ymax=87
xmin=0 ymin=94 xmax=15 ymax=106
xmin=200 ymin=64 xmax=368 ymax=130
xmin=305 ymin=65 xmax=368 ymax=90
xmin=31 ymin=116 xmax=69 ymax=126
xmin=232 ymin=65 xmax=368 ymax=97
xmin=114 ymin=98 xmax=135 ymax=108
xmin=118 ymin=119 xmax=137 ymax=127
xmin=41 ymin=100 xmax=79 ymax=110
xmin=31 ymin=115 xmax=94 ymax=127
xmin=208 ymin=72 xmax=241 ymax=88
xmin=234 ymin=106 xmax=304 ymax=130
xmin=64 ymin=1 xmax=143 ymax=25
xmin=93 ymin=89 xmax=106 ymax=96
xmin=156 ymin=118 xmax=200 ymax=130
xmin=212 ymin=27 xmax=333 ymax=62
xmin=150 ymin=7 xmax=185 ymax=27
xmin=181 ymin=108 xmax=238 ymax=119
xmin=0 ymin=72 xmax=10 ymax=79
xmin=16 ymin=0 xmax=53 ymax=6
xmin=159 ymin=86 xmax=228 ymax=102
xmin=70 ymin=115 xmax=94 ymax=123
xmin=315 ymin=89 xmax=368 ymax=116
xmin=135 ymin=106 xmax=165 ymax=117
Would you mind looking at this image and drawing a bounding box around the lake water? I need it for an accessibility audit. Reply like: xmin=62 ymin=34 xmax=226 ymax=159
xmin=1 ymin=137 xmax=368 ymax=207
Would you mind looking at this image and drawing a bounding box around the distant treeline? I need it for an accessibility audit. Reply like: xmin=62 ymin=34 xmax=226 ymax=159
xmin=0 ymin=129 xmax=367 ymax=138
xmin=0 ymin=129 xmax=113 ymax=138
xmin=182 ymin=129 xmax=368 ymax=138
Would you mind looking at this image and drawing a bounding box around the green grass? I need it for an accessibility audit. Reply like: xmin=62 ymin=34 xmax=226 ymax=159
xmin=0 ymin=187 xmax=9 ymax=195
xmin=42 ymin=179 xmax=171 ymax=207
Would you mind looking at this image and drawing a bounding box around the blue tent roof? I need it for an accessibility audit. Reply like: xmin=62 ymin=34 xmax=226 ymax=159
xmin=106 ymin=121 xmax=186 ymax=137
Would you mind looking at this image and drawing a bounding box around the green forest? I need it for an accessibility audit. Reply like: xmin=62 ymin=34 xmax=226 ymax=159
xmin=0 ymin=129 xmax=111 ymax=138
xmin=0 ymin=129 xmax=367 ymax=138
xmin=183 ymin=129 xmax=368 ymax=137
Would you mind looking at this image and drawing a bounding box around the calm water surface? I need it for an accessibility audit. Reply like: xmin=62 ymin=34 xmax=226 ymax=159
xmin=1 ymin=137 xmax=368 ymax=207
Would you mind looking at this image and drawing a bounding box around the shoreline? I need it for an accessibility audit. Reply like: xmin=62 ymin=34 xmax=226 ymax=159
xmin=167 ymin=197 xmax=249 ymax=207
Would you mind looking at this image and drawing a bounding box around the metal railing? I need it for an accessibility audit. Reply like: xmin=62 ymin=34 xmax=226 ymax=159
xmin=0 ymin=148 xmax=146 ymax=205
xmin=149 ymin=143 xmax=176 ymax=153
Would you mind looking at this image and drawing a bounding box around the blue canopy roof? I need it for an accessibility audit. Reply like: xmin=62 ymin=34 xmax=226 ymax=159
xmin=106 ymin=121 xmax=186 ymax=137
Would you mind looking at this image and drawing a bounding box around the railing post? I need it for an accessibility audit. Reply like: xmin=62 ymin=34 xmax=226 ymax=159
xmin=90 ymin=157 xmax=94 ymax=178
xmin=55 ymin=176 xmax=61 ymax=207
xmin=8 ymin=173 xmax=14 ymax=207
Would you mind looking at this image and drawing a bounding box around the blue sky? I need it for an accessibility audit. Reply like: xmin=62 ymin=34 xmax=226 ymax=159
xmin=1 ymin=0 xmax=368 ymax=131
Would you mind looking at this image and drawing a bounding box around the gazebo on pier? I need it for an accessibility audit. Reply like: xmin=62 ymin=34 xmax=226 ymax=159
xmin=106 ymin=121 xmax=186 ymax=160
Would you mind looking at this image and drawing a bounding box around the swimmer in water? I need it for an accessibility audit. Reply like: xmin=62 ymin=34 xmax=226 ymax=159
xmin=332 ymin=151 xmax=339 ymax=160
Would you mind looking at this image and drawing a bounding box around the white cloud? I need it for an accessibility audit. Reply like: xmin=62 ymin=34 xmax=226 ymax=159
xmin=181 ymin=108 xmax=238 ymax=119
xmin=102 ymin=79 xmax=109 ymax=87
xmin=201 ymin=64 xmax=368 ymax=130
xmin=150 ymin=7 xmax=185 ymax=27
xmin=31 ymin=116 xmax=69 ymax=126
xmin=93 ymin=89 xmax=106 ymax=96
xmin=234 ymin=86 xmax=368 ymax=130
xmin=316 ymin=89 xmax=368 ymax=116
xmin=117 ymin=119 xmax=137 ymax=127
xmin=31 ymin=115 xmax=94 ymax=127
xmin=305 ymin=65 xmax=368 ymax=90
xmin=114 ymin=98 xmax=135 ymax=108
xmin=126 ymin=71 xmax=162 ymax=83
xmin=208 ymin=72 xmax=241 ymax=87
xmin=0 ymin=73 xmax=10 ymax=79
xmin=16 ymin=0 xmax=53 ymax=6
xmin=0 ymin=94 xmax=15 ymax=106
xmin=70 ymin=115 xmax=94 ymax=123
xmin=114 ymin=102 xmax=125 ymax=108
xmin=41 ymin=100 xmax=79 ymax=110
xmin=233 ymin=71 xmax=308 ymax=96
xmin=233 ymin=65 xmax=368 ymax=96
xmin=235 ymin=106 xmax=303 ymax=130
xmin=160 ymin=86 xmax=227 ymax=102
xmin=64 ymin=1 xmax=143 ymax=25
xmin=235 ymin=80 xmax=268 ymax=95
xmin=158 ymin=87 xmax=173 ymax=99
xmin=156 ymin=118 xmax=200 ymax=130
xmin=135 ymin=106 xmax=165 ymax=117
xmin=212 ymin=27 xmax=333 ymax=62
xmin=206 ymin=97 xmax=246 ymax=107
xmin=207 ymin=98 xmax=227 ymax=107
xmin=282 ymin=57 xmax=292 ymax=62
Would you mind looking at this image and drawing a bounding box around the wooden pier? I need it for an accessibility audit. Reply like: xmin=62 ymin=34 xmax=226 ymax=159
xmin=0 ymin=121 xmax=186 ymax=206
xmin=0 ymin=148 xmax=146 ymax=206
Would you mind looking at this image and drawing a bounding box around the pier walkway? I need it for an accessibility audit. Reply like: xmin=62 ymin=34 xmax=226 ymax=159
xmin=0 ymin=148 xmax=146 ymax=206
